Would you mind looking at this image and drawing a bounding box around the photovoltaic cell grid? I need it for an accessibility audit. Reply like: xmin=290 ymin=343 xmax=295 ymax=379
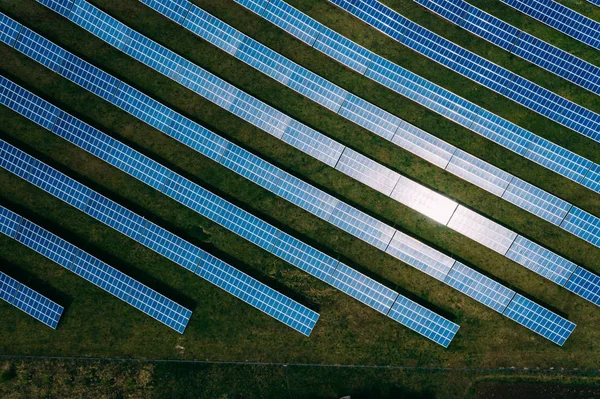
xmin=499 ymin=0 xmax=600 ymax=51
xmin=0 ymin=269 xmax=63 ymax=329
xmin=3 ymin=11 xmax=584 ymax=344
xmin=131 ymin=0 xmax=600 ymax=253
xmin=328 ymin=0 xmax=600 ymax=143
xmin=225 ymin=2 xmax=600 ymax=235
xmin=0 ymin=141 xmax=318 ymax=337
xmin=414 ymin=0 xmax=600 ymax=95
xmin=0 ymin=205 xmax=191 ymax=333
xmin=233 ymin=0 xmax=600 ymax=191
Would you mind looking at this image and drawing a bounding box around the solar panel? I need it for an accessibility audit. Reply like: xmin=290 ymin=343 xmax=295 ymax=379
xmin=560 ymin=207 xmax=600 ymax=247
xmin=390 ymin=176 xmax=458 ymax=225
xmin=501 ymin=178 xmax=572 ymax=226
xmin=338 ymin=93 xmax=400 ymax=141
xmin=447 ymin=206 xmax=517 ymax=255
xmin=263 ymin=0 xmax=323 ymax=46
xmin=123 ymin=30 xmax=185 ymax=80
xmin=505 ymin=236 xmax=578 ymax=286
xmin=418 ymin=0 xmax=600 ymax=95
xmin=564 ymin=267 xmax=600 ymax=307
xmin=445 ymin=149 xmax=513 ymax=197
xmin=274 ymin=172 xmax=340 ymax=221
xmin=15 ymin=27 xmax=67 ymax=73
xmin=69 ymin=0 xmax=132 ymax=50
xmin=385 ymin=231 xmax=455 ymax=282
xmin=335 ymin=148 xmax=400 ymax=196
xmin=184 ymin=5 xmax=245 ymax=56
xmin=167 ymin=113 xmax=230 ymax=162
xmin=281 ymin=120 xmax=344 ymax=167
xmin=0 ymin=270 xmax=63 ymax=329
xmin=502 ymin=294 xmax=576 ymax=346
xmin=500 ymin=0 xmax=600 ymax=51
xmin=581 ymin=164 xmax=600 ymax=193
xmin=387 ymin=295 xmax=460 ymax=348
xmin=0 ymin=142 xmax=318 ymax=336
xmin=444 ymin=262 xmax=516 ymax=313
xmin=0 ymin=205 xmax=23 ymax=238
xmin=220 ymin=143 xmax=284 ymax=193
xmin=232 ymin=0 xmax=600 ymax=194
xmin=313 ymin=26 xmax=374 ymax=75
xmin=392 ymin=121 xmax=456 ymax=170
xmin=140 ymin=0 xmax=192 ymax=26
xmin=0 ymin=13 xmax=21 ymax=46
xmin=327 ymin=0 xmax=600 ymax=144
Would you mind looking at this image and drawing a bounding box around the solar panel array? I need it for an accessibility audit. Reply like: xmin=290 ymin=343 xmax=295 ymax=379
xmin=326 ymin=0 xmax=600 ymax=143
xmin=231 ymin=3 xmax=600 ymax=194
xmin=500 ymin=0 xmax=600 ymax=50
xmin=0 ymin=268 xmax=63 ymax=329
xmin=414 ymin=0 xmax=600 ymax=95
xmin=0 ymin=21 xmax=585 ymax=346
xmin=140 ymin=0 xmax=600 ymax=248
xmin=228 ymin=0 xmax=600 ymax=245
xmin=0 ymin=78 xmax=458 ymax=346
xmin=0 ymin=140 xmax=320 ymax=337
xmin=589 ymin=0 xmax=600 ymax=6
xmin=0 ymin=206 xmax=193 ymax=333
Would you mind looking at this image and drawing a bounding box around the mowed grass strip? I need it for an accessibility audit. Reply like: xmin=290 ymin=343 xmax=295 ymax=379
xmin=0 ymin=0 xmax=598 ymax=369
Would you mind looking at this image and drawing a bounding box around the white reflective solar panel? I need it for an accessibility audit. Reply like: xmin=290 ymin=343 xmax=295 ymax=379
xmin=390 ymin=176 xmax=458 ymax=225
xmin=335 ymin=148 xmax=400 ymax=196
xmin=447 ymin=206 xmax=517 ymax=255
xmin=446 ymin=149 xmax=513 ymax=197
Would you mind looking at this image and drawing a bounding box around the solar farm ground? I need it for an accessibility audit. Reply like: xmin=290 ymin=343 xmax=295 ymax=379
xmin=1 ymin=0 xmax=599 ymax=397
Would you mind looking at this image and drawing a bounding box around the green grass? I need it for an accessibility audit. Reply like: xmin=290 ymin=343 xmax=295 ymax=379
xmin=1 ymin=0 xmax=600 ymax=396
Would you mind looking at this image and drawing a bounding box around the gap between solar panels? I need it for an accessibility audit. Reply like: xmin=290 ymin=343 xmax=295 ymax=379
xmin=326 ymin=0 xmax=600 ymax=144
xmin=0 ymin=14 xmax=587 ymax=345
xmin=412 ymin=0 xmax=600 ymax=95
xmin=0 ymin=207 xmax=193 ymax=333
xmin=136 ymin=0 xmax=600 ymax=252
xmin=19 ymin=0 xmax=600 ymax=309
xmin=0 ymin=141 xmax=321 ymax=337
xmin=499 ymin=0 xmax=600 ymax=50
xmin=230 ymin=0 xmax=600 ymax=198
xmin=0 ymin=269 xmax=63 ymax=328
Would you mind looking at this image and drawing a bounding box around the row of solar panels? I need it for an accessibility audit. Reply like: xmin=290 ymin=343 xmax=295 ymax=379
xmin=138 ymin=0 xmax=600 ymax=252
xmin=588 ymin=0 xmax=600 ymax=7
xmin=0 ymin=207 xmax=192 ymax=333
xmin=414 ymin=0 xmax=600 ymax=95
xmin=0 ymin=141 xmax=321 ymax=336
xmin=500 ymin=0 xmax=600 ymax=50
xmin=328 ymin=0 xmax=600 ymax=144
xmin=0 ymin=269 xmax=63 ymax=329
xmin=0 ymin=14 xmax=585 ymax=345
xmin=24 ymin=0 xmax=600 ymax=270
xmin=17 ymin=1 xmax=600 ymax=311
xmin=232 ymin=0 xmax=600 ymax=195
xmin=17 ymin=1 xmax=600 ymax=313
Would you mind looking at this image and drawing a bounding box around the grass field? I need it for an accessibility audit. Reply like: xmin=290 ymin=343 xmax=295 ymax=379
xmin=1 ymin=0 xmax=599 ymax=396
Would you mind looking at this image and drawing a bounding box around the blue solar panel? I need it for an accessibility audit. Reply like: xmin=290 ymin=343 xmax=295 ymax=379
xmin=123 ymin=31 xmax=185 ymax=80
xmin=338 ymin=93 xmax=400 ymax=141
xmin=392 ymin=121 xmax=456 ymax=169
xmin=581 ymin=164 xmax=600 ymax=194
xmin=1 ymin=145 xmax=318 ymax=335
xmin=446 ymin=149 xmax=513 ymax=197
xmin=263 ymin=0 xmax=324 ymax=46
xmin=500 ymin=0 xmax=600 ymax=50
xmin=69 ymin=0 xmax=133 ymax=50
xmin=329 ymin=201 xmax=395 ymax=251
xmin=330 ymin=0 xmax=600 ymax=143
xmin=271 ymin=232 xmax=338 ymax=282
xmin=219 ymin=143 xmax=283 ymax=193
xmin=85 ymin=191 xmax=148 ymax=241
xmin=235 ymin=0 xmax=270 ymax=16
xmin=139 ymin=220 xmax=204 ymax=272
xmin=184 ymin=5 xmax=245 ymax=56
xmin=281 ymin=120 xmax=344 ymax=167
xmin=58 ymin=51 xmax=121 ymax=102
xmin=38 ymin=0 xmax=75 ymax=18
xmin=0 ymin=270 xmax=63 ymax=329
xmin=564 ymin=267 xmax=600 ymax=307
xmin=197 ymin=252 xmax=319 ymax=336
xmin=140 ymin=0 xmax=192 ymax=25
xmin=524 ymin=136 xmax=593 ymax=183
xmin=329 ymin=262 xmax=398 ymax=314
xmin=0 ymin=206 xmax=22 ymax=238
xmin=501 ymin=178 xmax=572 ymax=226
xmin=0 ymin=76 xmax=60 ymax=131
xmin=444 ymin=262 xmax=515 ymax=313
xmin=14 ymin=27 xmax=66 ymax=73
xmin=505 ymin=236 xmax=578 ymax=286
xmin=113 ymin=82 xmax=176 ymax=134
xmin=313 ymin=26 xmax=374 ymax=74
xmin=274 ymin=172 xmax=339 ymax=221
xmin=560 ymin=207 xmax=600 ymax=247
xmin=166 ymin=113 xmax=230 ymax=162
xmin=16 ymin=219 xmax=79 ymax=269
xmin=0 ymin=13 xmax=23 ymax=47
xmin=387 ymin=295 xmax=460 ymax=348
xmin=162 ymin=174 xmax=282 ymax=252
xmin=0 ymin=139 xmax=34 ymax=181
xmin=502 ymin=293 xmax=576 ymax=346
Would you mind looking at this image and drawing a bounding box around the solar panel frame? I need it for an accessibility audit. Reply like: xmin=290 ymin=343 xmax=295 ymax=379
xmin=14 ymin=27 xmax=67 ymax=73
xmin=445 ymin=149 xmax=513 ymax=197
xmin=139 ymin=0 xmax=192 ymax=26
xmin=564 ymin=267 xmax=600 ymax=307
xmin=335 ymin=147 xmax=400 ymax=196
xmin=560 ymin=207 xmax=600 ymax=247
xmin=0 ymin=13 xmax=22 ymax=47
